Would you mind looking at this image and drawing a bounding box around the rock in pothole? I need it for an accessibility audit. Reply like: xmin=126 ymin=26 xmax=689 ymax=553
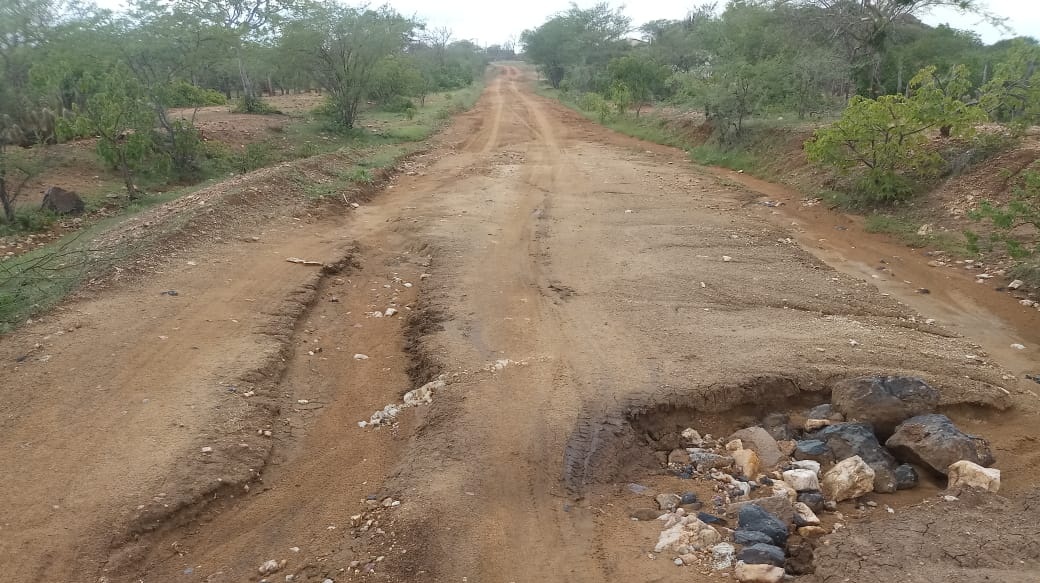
xmin=736 ymin=504 xmax=788 ymax=547
xmin=947 ymin=460 xmax=1001 ymax=492
xmin=821 ymin=455 xmax=875 ymax=502
xmin=728 ymin=426 xmax=784 ymax=468
xmin=885 ymin=414 xmax=995 ymax=475
xmin=832 ymin=375 xmax=940 ymax=437
xmin=737 ymin=542 xmax=786 ymax=567
xmin=812 ymin=423 xmax=899 ymax=493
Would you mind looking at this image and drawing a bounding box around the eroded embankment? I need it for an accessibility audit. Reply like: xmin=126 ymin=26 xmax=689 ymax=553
xmin=102 ymin=251 xmax=361 ymax=576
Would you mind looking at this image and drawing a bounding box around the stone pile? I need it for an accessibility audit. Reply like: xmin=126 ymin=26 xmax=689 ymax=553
xmin=632 ymin=375 xmax=1001 ymax=582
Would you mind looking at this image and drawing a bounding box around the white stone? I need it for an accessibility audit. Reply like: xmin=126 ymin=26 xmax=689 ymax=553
xmin=803 ymin=418 xmax=831 ymax=431
xmin=821 ymin=455 xmax=875 ymax=502
xmin=1008 ymin=279 xmax=1024 ymax=289
xmin=384 ymin=308 xmax=398 ymax=317
xmin=734 ymin=561 xmax=784 ymax=583
xmin=1011 ymin=343 xmax=1026 ymax=350
xmin=771 ymin=480 xmax=798 ymax=503
xmin=201 ymin=446 xmax=213 ymax=453
xmin=654 ymin=517 xmax=721 ymax=553
xmin=258 ymin=560 xmax=281 ymax=575
xmin=402 ymin=386 xmax=433 ymax=406
xmin=712 ymin=543 xmax=735 ymax=570
xmin=681 ymin=428 xmax=703 ymax=446
xmin=722 ymin=256 xmax=733 ymax=262
xmin=783 ymin=469 xmax=820 ymax=492
xmin=790 ymin=460 xmax=821 ymax=475
xmin=793 ymin=502 xmax=821 ymax=526
xmin=354 ymin=353 xmax=369 ymax=360
xmin=948 ymin=460 xmax=1001 ymax=493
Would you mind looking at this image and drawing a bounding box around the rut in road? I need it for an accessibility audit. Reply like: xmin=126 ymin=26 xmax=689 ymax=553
xmin=2 ymin=66 xmax=1028 ymax=583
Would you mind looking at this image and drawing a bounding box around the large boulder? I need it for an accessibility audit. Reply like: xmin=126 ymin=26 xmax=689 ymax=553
xmin=729 ymin=426 xmax=785 ymax=468
xmin=40 ymin=186 xmax=85 ymax=215
xmin=812 ymin=423 xmax=900 ymax=493
xmin=736 ymin=504 xmax=789 ymax=547
xmin=885 ymin=414 xmax=995 ymax=475
xmin=821 ymin=455 xmax=875 ymax=502
xmin=831 ymin=375 xmax=939 ymax=437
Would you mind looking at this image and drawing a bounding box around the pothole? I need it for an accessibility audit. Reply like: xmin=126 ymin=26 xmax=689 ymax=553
xmin=576 ymin=374 xmax=1008 ymax=581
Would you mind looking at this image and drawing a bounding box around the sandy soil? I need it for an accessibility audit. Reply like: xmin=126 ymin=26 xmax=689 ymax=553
xmin=1 ymin=66 xmax=1038 ymax=583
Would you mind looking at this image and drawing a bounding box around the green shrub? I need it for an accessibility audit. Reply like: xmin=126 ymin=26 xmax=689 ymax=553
xmin=379 ymin=95 xmax=416 ymax=113
xmin=0 ymin=209 xmax=58 ymax=235
xmin=968 ymin=167 xmax=1040 ymax=258
xmin=232 ymin=96 xmax=281 ymax=114
xmin=228 ymin=142 xmax=276 ymax=173
xmin=165 ymin=81 xmax=227 ymax=108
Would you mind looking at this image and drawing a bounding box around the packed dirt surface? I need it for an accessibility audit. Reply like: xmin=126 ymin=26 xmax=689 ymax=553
xmin=2 ymin=66 xmax=1039 ymax=583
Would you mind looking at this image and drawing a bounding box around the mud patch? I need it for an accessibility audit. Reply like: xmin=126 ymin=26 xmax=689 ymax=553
xmin=810 ymin=488 xmax=1040 ymax=582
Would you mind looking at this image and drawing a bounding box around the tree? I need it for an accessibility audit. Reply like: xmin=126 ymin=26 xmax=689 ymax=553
xmin=806 ymin=65 xmax=986 ymax=202
xmin=980 ymin=41 xmax=1040 ymax=126
xmin=0 ymin=140 xmax=44 ymax=223
xmin=799 ymin=0 xmax=1002 ymax=95
xmin=60 ymin=66 xmax=159 ymax=198
xmin=171 ymin=0 xmax=298 ymax=112
xmin=606 ymin=54 xmax=669 ymax=116
xmin=284 ymin=3 xmax=415 ymax=129
xmin=521 ymin=2 xmax=630 ymax=90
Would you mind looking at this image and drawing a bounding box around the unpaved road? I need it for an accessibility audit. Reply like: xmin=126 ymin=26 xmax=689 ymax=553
xmin=2 ymin=66 xmax=1038 ymax=583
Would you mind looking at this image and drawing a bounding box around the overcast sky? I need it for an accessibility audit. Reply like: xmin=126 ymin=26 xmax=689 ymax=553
xmin=93 ymin=0 xmax=1038 ymax=47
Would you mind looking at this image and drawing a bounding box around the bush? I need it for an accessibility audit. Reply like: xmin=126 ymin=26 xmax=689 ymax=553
xmin=165 ymin=81 xmax=227 ymax=108
xmin=227 ymin=142 xmax=276 ymax=173
xmin=380 ymin=95 xmax=416 ymax=113
xmin=232 ymin=96 xmax=281 ymax=115
xmin=0 ymin=209 xmax=58 ymax=235
xmin=967 ymin=167 xmax=1040 ymax=258
xmin=576 ymin=92 xmax=614 ymax=122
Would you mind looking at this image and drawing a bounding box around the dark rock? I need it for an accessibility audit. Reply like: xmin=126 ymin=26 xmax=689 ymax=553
xmin=885 ymin=414 xmax=995 ymax=475
xmin=734 ymin=529 xmax=773 ymax=545
xmin=762 ymin=412 xmax=796 ymax=441
xmin=813 ymin=423 xmax=900 ymax=493
xmin=737 ymin=504 xmax=788 ymax=547
xmin=894 ymin=464 xmax=919 ymax=490
xmin=680 ymin=492 xmax=698 ymax=505
xmin=796 ymin=491 xmax=825 ymax=513
xmin=832 ymin=375 xmax=940 ymax=437
xmin=697 ymin=512 xmax=727 ymax=526
xmin=807 ymin=403 xmax=843 ymax=421
xmin=40 ymin=186 xmax=85 ymax=215
xmin=737 ymin=543 xmax=786 ymax=567
xmin=793 ymin=439 xmax=833 ymax=464
xmin=758 ymin=476 xmax=774 ymax=486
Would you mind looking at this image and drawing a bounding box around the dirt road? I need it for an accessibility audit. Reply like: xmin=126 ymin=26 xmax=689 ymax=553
xmin=2 ymin=66 xmax=1037 ymax=583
